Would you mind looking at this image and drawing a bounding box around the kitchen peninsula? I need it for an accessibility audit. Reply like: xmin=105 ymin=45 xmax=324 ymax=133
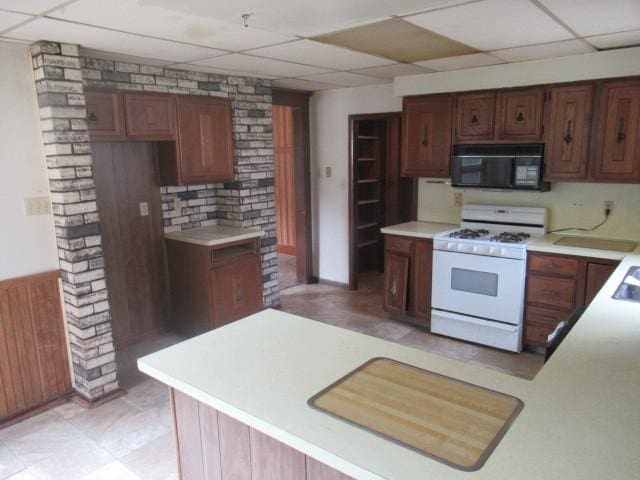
xmin=139 ymin=245 xmax=640 ymax=480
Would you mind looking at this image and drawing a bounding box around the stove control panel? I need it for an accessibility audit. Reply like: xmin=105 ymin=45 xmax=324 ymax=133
xmin=434 ymin=239 xmax=526 ymax=260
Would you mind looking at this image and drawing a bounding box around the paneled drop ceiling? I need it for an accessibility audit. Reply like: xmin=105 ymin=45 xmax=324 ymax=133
xmin=0 ymin=0 xmax=638 ymax=91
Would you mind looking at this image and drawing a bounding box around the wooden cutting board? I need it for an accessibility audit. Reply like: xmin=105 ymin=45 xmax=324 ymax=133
xmin=309 ymin=358 xmax=523 ymax=471
xmin=554 ymin=235 xmax=637 ymax=252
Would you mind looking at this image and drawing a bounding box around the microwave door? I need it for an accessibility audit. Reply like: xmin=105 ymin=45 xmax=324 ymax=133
xmin=455 ymin=156 xmax=513 ymax=188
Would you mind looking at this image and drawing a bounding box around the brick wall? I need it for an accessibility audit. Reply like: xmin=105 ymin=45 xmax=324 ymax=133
xmin=31 ymin=42 xmax=118 ymax=400
xmin=80 ymin=56 xmax=279 ymax=307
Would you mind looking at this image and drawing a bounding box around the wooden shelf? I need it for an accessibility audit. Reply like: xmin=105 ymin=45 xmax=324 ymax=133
xmin=357 ymin=199 xmax=380 ymax=206
xmin=357 ymin=222 xmax=380 ymax=230
xmin=357 ymin=157 xmax=376 ymax=162
xmin=357 ymin=135 xmax=380 ymax=140
xmin=357 ymin=239 xmax=379 ymax=248
xmin=358 ymin=178 xmax=379 ymax=184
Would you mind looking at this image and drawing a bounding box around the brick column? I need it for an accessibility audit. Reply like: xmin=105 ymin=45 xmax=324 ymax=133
xmin=30 ymin=41 xmax=119 ymax=401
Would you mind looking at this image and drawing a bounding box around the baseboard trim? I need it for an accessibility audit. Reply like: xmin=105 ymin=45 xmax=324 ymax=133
xmin=0 ymin=391 xmax=73 ymax=430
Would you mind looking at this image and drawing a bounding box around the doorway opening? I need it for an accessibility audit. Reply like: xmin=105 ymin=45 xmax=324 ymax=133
xmin=272 ymin=90 xmax=313 ymax=292
xmin=348 ymin=113 xmax=415 ymax=290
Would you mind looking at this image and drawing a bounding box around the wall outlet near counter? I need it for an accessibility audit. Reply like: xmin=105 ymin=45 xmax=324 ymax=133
xmin=604 ymin=200 xmax=614 ymax=215
xmin=24 ymin=196 xmax=51 ymax=216
xmin=453 ymin=192 xmax=463 ymax=208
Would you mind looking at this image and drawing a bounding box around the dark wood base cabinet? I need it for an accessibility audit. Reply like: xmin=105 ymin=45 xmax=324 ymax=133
xmin=383 ymin=234 xmax=433 ymax=325
xmin=171 ymin=388 xmax=353 ymax=480
xmin=524 ymin=252 xmax=618 ymax=348
xmin=166 ymin=238 xmax=263 ymax=336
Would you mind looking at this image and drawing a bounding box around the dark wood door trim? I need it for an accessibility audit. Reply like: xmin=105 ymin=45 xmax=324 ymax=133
xmin=272 ymin=89 xmax=313 ymax=284
xmin=348 ymin=112 xmax=417 ymax=291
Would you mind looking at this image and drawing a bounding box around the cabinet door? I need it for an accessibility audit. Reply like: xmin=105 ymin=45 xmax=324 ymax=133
xmin=176 ymin=96 xmax=234 ymax=184
xmin=496 ymin=88 xmax=544 ymax=141
xmin=383 ymin=252 xmax=409 ymax=314
xmin=410 ymin=239 xmax=433 ymax=320
xmin=455 ymin=92 xmax=495 ymax=142
xmin=544 ymin=84 xmax=594 ymax=181
xmin=584 ymin=262 xmax=617 ymax=305
xmin=591 ymin=79 xmax=640 ymax=182
xmin=85 ymin=91 xmax=125 ymax=139
xmin=211 ymin=255 xmax=262 ymax=328
xmin=123 ymin=92 xmax=175 ymax=139
xmin=401 ymin=95 xmax=453 ymax=177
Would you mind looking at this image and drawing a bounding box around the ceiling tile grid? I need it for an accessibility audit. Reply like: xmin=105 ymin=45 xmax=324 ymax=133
xmin=0 ymin=0 xmax=638 ymax=91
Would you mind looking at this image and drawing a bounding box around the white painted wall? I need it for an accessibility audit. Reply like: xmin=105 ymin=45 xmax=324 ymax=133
xmin=0 ymin=41 xmax=58 ymax=281
xmin=309 ymin=83 xmax=401 ymax=283
xmin=417 ymin=181 xmax=640 ymax=239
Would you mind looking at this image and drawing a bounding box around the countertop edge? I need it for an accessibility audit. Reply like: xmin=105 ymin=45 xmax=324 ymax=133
xmin=165 ymin=229 xmax=264 ymax=247
xmin=137 ymin=359 xmax=385 ymax=480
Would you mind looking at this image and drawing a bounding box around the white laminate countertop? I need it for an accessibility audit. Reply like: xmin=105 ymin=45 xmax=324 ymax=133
xmin=380 ymin=221 xmax=457 ymax=238
xmin=164 ymin=225 xmax=263 ymax=247
xmin=139 ymin=248 xmax=640 ymax=480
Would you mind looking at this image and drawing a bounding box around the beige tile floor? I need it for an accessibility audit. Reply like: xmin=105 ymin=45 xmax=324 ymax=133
xmin=1 ymin=272 xmax=544 ymax=480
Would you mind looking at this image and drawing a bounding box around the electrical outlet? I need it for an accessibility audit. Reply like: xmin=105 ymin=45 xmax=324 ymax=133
xmin=604 ymin=200 xmax=614 ymax=215
xmin=325 ymin=166 xmax=332 ymax=178
xmin=24 ymin=196 xmax=51 ymax=216
xmin=453 ymin=192 xmax=463 ymax=208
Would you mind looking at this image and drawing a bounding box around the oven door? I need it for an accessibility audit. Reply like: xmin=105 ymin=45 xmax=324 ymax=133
xmin=431 ymin=250 xmax=525 ymax=325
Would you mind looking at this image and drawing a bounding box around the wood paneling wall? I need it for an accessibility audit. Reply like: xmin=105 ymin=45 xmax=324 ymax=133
xmin=0 ymin=271 xmax=72 ymax=423
xmin=272 ymin=105 xmax=296 ymax=255
xmin=171 ymin=388 xmax=354 ymax=480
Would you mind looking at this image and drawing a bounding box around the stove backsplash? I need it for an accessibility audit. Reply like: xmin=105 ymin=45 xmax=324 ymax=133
xmin=417 ymin=180 xmax=640 ymax=239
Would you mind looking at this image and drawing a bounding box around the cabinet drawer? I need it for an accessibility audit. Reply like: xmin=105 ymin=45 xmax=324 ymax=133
xmin=529 ymin=254 xmax=579 ymax=277
xmin=525 ymin=306 xmax=569 ymax=348
xmin=526 ymin=275 xmax=576 ymax=311
xmin=385 ymin=235 xmax=412 ymax=255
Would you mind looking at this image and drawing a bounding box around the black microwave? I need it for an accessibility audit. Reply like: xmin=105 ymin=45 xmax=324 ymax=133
xmin=451 ymin=144 xmax=550 ymax=191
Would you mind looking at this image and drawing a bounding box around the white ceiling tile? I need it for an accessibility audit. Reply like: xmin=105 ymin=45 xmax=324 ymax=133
xmin=0 ymin=11 xmax=31 ymax=32
xmin=7 ymin=18 xmax=226 ymax=64
xmin=585 ymin=30 xmax=640 ymax=50
xmin=191 ymin=54 xmax=331 ymax=78
xmin=48 ymin=0 xmax=294 ymax=51
xmin=538 ymin=0 xmax=640 ymax=37
xmin=405 ymin=0 xmax=574 ymax=50
xmin=144 ymin=0 xmax=474 ymax=37
xmin=0 ymin=36 xmax=32 ymax=44
xmin=299 ymin=71 xmax=388 ymax=87
xmin=415 ymin=53 xmax=503 ymax=71
xmin=245 ymin=39 xmax=394 ymax=70
xmin=0 ymin=0 xmax=67 ymax=15
xmin=491 ymin=39 xmax=595 ymax=63
xmin=272 ymin=78 xmax=338 ymax=91
xmin=352 ymin=63 xmax=435 ymax=79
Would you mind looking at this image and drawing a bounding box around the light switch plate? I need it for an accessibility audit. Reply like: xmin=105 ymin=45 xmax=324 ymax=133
xmin=139 ymin=202 xmax=149 ymax=216
xmin=453 ymin=192 xmax=463 ymax=208
xmin=24 ymin=196 xmax=51 ymax=216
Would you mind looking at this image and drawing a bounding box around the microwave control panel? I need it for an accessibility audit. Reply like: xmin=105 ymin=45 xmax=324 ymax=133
xmin=515 ymin=165 xmax=540 ymax=186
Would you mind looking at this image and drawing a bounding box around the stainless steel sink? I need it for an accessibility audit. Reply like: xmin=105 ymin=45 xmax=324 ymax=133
xmin=612 ymin=267 xmax=640 ymax=302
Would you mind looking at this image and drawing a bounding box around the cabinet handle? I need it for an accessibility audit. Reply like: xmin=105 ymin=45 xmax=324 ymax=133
xmin=563 ymin=120 xmax=573 ymax=144
xmin=516 ymin=111 xmax=525 ymax=122
xmin=545 ymin=262 xmax=560 ymax=270
xmin=470 ymin=114 xmax=479 ymax=125
xmin=616 ymin=118 xmax=626 ymax=144
xmin=88 ymin=111 xmax=98 ymax=122
xmin=421 ymin=127 xmax=429 ymax=147
xmin=390 ymin=275 xmax=398 ymax=296
xmin=541 ymin=289 xmax=560 ymax=298
xmin=235 ymin=284 xmax=243 ymax=303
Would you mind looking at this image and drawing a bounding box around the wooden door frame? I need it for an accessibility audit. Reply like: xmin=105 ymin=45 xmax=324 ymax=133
xmin=348 ymin=112 xmax=417 ymax=291
xmin=272 ymin=89 xmax=313 ymax=284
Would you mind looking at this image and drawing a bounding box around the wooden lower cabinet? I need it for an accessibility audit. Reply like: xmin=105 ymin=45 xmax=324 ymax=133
xmin=171 ymin=388 xmax=354 ymax=480
xmin=524 ymin=252 xmax=618 ymax=348
xmin=166 ymin=238 xmax=263 ymax=336
xmin=0 ymin=271 xmax=73 ymax=424
xmin=383 ymin=235 xmax=433 ymax=324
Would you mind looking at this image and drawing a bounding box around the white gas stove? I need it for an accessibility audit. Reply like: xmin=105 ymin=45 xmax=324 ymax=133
xmin=431 ymin=204 xmax=547 ymax=352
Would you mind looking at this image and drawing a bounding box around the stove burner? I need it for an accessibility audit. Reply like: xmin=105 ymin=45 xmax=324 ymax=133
xmin=448 ymin=228 xmax=490 ymax=239
xmin=489 ymin=232 xmax=531 ymax=243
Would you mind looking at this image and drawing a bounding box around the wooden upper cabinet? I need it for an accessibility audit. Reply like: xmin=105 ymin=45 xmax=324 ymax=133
xmin=591 ymin=78 xmax=640 ymax=182
xmin=176 ymin=96 xmax=234 ymax=184
xmin=402 ymin=94 xmax=453 ymax=177
xmin=496 ymin=88 xmax=544 ymax=141
xmin=123 ymin=92 xmax=175 ymax=139
xmin=86 ymin=90 xmax=125 ymax=139
xmin=544 ymin=84 xmax=594 ymax=181
xmin=455 ymin=91 xmax=496 ymax=142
